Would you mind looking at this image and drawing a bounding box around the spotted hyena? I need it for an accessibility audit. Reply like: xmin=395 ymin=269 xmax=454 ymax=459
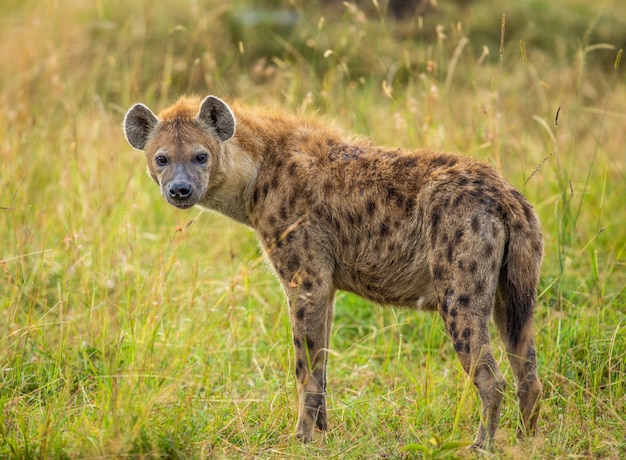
xmin=123 ymin=95 xmax=543 ymax=447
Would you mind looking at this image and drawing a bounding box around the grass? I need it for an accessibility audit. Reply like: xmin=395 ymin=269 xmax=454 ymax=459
xmin=1 ymin=0 xmax=625 ymax=458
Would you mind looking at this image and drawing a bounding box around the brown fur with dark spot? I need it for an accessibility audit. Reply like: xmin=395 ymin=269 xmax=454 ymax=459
xmin=124 ymin=95 xmax=543 ymax=448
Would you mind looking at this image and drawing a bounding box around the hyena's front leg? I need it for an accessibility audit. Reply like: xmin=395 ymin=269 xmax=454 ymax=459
xmin=286 ymin=279 xmax=335 ymax=442
xmin=261 ymin=218 xmax=335 ymax=442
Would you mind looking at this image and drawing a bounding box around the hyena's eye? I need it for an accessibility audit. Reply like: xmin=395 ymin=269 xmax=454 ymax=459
xmin=195 ymin=153 xmax=208 ymax=164
xmin=155 ymin=155 xmax=168 ymax=166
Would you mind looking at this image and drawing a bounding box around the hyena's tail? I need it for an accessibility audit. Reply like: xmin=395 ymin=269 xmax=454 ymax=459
xmin=502 ymin=195 xmax=543 ymax=348
xmin=499 ymin=191 xmax=544 ymax=437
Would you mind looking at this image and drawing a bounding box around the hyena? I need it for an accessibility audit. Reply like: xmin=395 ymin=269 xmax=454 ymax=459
xmin=123 ymin=95 xmax=543 ymax=447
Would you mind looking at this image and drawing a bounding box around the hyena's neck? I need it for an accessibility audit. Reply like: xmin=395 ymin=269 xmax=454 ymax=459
xmin=196 ymin=112 xmax=279 ymax=227
xmin=197 ymin=138 xmax=260 ymax=226
xmin=196 ymin=106 xmax=334 ymax=227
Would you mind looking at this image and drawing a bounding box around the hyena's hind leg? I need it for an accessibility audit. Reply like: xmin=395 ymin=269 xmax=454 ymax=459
xmin=493 ymin=287 xmax=542 ymax=437
xmin=429 ymin=208 xmax=506 ymax=448
xmin=436 ymin=280 xmax=507 ymax=449
xmin=430 ymin=232 xmax=509 ymax=448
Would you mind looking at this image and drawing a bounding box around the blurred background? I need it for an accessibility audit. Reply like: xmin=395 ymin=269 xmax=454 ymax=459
xmin=1 ymin=0 xmax=625 ymax=458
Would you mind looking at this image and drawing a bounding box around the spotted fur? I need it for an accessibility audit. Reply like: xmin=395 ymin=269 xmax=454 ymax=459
xmin=124 ymin=95 xmax=543 ymax=447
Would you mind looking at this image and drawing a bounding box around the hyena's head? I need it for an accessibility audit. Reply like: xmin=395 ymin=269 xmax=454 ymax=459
xmin=123 ymin=95 xmax=235 ymax=209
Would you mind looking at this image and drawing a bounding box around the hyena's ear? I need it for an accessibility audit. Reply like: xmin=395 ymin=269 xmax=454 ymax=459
xmin=197 ymin=96 xmax=236 ymax=141
xmin=123 ymin=103 xmax=159 ymax=150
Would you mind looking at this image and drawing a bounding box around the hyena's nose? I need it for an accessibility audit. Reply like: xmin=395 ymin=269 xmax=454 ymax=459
xmin=168 ymin=182 xmax=193 ymax=200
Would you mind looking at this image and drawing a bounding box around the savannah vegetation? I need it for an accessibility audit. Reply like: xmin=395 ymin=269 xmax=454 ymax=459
xmin=1 ymin=0 xmax=624 ymax=458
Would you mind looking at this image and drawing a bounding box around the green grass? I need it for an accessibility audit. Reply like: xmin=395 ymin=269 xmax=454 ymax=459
xmin=1 ymin=0 xmax=625 ymax=458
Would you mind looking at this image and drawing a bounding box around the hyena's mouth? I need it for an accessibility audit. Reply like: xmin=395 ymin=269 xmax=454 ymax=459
xmin=168 ymin=200 xmax=196 ymax=210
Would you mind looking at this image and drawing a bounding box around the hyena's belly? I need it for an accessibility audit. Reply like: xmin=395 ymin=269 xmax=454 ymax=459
xmin=333 ymin=245 xmax=438 ymax=310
